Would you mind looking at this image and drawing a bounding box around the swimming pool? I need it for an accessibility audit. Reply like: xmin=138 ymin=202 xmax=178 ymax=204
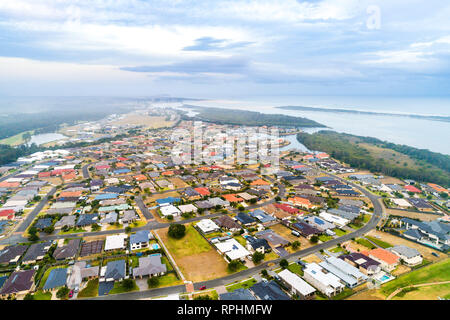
xmin=380 ymin=275 xmax=390 ymax=282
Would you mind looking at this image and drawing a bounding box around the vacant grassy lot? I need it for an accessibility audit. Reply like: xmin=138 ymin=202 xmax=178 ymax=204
xmin=110 ymin=114 xmax=173 ymax=129
xmin=387 ymin=208 xmax=440 ymax=222
xmin=270 ymin=223 xmax=312 ymax=249
xmin=380 ymin=259 xmax=450 ymax=296
xmin=156 ymin=225 xmax=229 ymax=282
xmin=367 ymin=230 xmax=446 ymax=262
xmin=365 ymin=236 xmax=392 ymax=248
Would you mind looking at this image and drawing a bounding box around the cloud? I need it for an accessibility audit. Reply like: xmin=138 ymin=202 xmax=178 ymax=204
xmin=183 ymin=37 xmax=253 ymax=51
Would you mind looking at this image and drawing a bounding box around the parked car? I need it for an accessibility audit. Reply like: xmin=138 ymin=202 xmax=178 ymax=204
xmin=69 ymin=290 xmax=74 ymax=298
xmin=432 ymin=252 xmax=439 ymax=257
xmin=199 ymin=286 xmax=206 ymax=290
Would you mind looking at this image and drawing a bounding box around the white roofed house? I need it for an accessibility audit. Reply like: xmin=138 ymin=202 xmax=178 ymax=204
xmin=318 ymin=256 xmax=368 ymax=288
xmin=159 ymin=204 xmax=181 ymax=217
xmin=178 ymin=204 xmax=198 ymax=214
xmin=278 ymin=269 xmax=316 ymax=299
xmin=196 ymin=219 xmax=220 ymax=234
xmin=215 ymin=238 xmax=251 ymax=261
xmin=319 ymin=212 xmax=350 ymax=227
xmin=104 ymin=234 xmax=128 ymax=251
xmin=303 ymin=263 xmax=345 ymax=297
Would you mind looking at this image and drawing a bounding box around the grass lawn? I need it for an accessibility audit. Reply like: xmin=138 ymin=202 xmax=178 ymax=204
xmin=227 ymin=262 xmax=248 ymax=274
xmin=192 ymin=290 xmax=219 ymax=300
xmin=333 ymin=228 xmax=347 ymax=237
xmin=109 ymin=279 xmax=139 ymax=295
xmin=226 ymin=278 xmax=257 ymax=292
xmin=287 ymin=262 xmax=304 ymax=276
xmin=149 ymin=273 xmax=183 ymax=289
xmin=332 ymin=288 xmax=355 ymax=300
xmin=161 ymin=224 xmax=211 ymax=257
xmin=161 ymin=256 xmax=173 ymax=271
xmin=77 ymin=279 xmax=99 ymax=298
xmin=355 ymin=238 xmax=376 ymax=249
xmin=393 ymin=283 xmax=450 ymax=300
xmin=58 ymin=228 xmax=86 ymax=235
xmin=362 ymin=214 xmax=371 ymax=223
xmin=318 ymin=234 xmax=333 ymax=242
xmin=381 ymin=259 xmax=450 ymax=296
xmin=329 ymin=246 xmax=346 ymax=254
xmin=263 ymin=251 xmax=279 ymax=262
xmin=365 ymin=236 xmax=392 ymax=249
xmin=233 ymin=235 xmax=247 ymax=247
xmin=33 ymin=290 xmax=52 ymax=300
xmin=131 ymin=220 xmax=147 ymax=228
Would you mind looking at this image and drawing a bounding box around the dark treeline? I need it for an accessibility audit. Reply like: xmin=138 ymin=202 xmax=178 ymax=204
xmin=0 ymin=110 xmax=128 ymax=140
xmin=183 ymin=105 xmax=326 ymax=128
xmin=297 ymin=131 xmax=450 ymax=187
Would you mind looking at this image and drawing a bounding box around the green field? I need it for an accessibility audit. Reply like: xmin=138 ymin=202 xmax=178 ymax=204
xmin=32 ymin=290 xmax=52 ymax=300
xmin=287 ymin=262 xmax=304 ymax=276
xmin=0 ymin=130 xmax=34 ymax=146
xmin=355 ymin=238 xmax=376 ymax=249
xmin=381 ymin=259 xmax=450 ymax=296
xmin=161 ymin=224 xmax=212 ymax=257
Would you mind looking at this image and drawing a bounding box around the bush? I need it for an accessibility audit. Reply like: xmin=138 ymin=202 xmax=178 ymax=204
xmin=227 ymin=260 xmax=241 ymax=272
xmin=56 ymin=286 xmax=69 ymax=300
xmin=252 ymin=251 xmax=264 ymax=264
xmin=168 ymin=224 xmax=186 ymax=239
xmin=147 ymin=276 xmax=160 ymax=288
xmin=280 ymin=259 xmax=288 ymax=269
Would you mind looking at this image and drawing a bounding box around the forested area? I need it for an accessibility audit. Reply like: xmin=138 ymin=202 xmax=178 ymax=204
xmin=297 ymin=131 xmax=450 ymax=187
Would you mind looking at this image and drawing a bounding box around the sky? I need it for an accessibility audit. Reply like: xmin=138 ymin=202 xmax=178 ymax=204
xmin=0 ymin=0 xmax=449 ymax=98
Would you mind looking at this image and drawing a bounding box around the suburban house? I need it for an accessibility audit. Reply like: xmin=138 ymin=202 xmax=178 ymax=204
xmin=196 ymin=219 xmax=220 ymax=234
xmin=214 ymin=238 xmax=251 ymax=261
xmin=53 ymin=239 xmax=81 ymax=260
xmin=278 ymin=269 xmax=316 ymax=299
xmin=250 ymin=280 xmax=291 ymax=300
xmin=21 ymin=241 xmax=52 ymax=265
xmin=104 ymin=259 xmax=126 ymax=282
xmin=0 ymin=244 xmax=28 ymax=265
xmin=402 ymin=218 xmax=450 ymax=249
xmin=338 ymin=252 xmax=381 ymax=275
xmin=246 ymin=236 xmax=271 ymax=254
xmin=318 ymin=256 xmax=368 ymax=288
xmin=255 ymin=229 xmax=290 ymax=248
xmin=214 ymin=215 xmax=241 ymax=232
xmin=0 ymin=270 xmax=36 ymax=297
xmin=132 ymin=254 xmax=167 ymax=278
xmin=104 ymin=234 xmax=128 ymax=251
xmin=220 ymin=288 xmax=256 ymax=300
xmin=292 ymin=221 xmax=321 ymax=239
xmin=159 ymin=204 xmax=181 ymax=217
xmin=367 ymin=248 xmax=400 ymax=272
xmin=303 ymin=263 xmax=345 ymax=297
xmin=129 ymin=230 xmax=151 ymax=251
xmin=389 ymin=245 xmax=423 ymax=266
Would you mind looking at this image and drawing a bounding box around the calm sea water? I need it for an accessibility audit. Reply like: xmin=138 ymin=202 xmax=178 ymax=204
xmin=187 ymin=96 xmax=450 ymax=155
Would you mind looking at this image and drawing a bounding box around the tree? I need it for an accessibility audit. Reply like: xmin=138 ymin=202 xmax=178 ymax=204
xmin=23 ymin=293 xmax=34 ymax=300
xmin=280 ymin=259 xmax=288 ymax=269
xmin=168 ymin=224 xmax=186 ymax=239
xmin=91 ymin=224 xmax=100 ymax=231
xmin=28 ymin=227 xmax=39 ymax=242
xmin=227 ymin=260 xmax=241 ymax=272
xmin=43 ymin=226 xmax=54 ymax=234
xmin=309 ymin=235 xmax=319 ymax=244
xmin=194 ymin=295 xmax=213 ymax=300
xmin=122 ymin=279 xmax=134 ymax=290
xmin=56 ymin=287 xmax=70 ymax=300
xmin=440 ymin=192 xmax=448 ymax=199
xmin=147 ymin=276 xmax=160 ymax=288
xmin=125 ymin=226 xmax=132 ymax=233
xmin=252 ymin=251 xmax=264 ymax=264
xmin=291 ymin=241 xmax=300 ymax=250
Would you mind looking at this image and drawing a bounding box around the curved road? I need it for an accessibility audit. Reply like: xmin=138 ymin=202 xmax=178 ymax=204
xmin=89 ymin=170 xmax=384 ymax=300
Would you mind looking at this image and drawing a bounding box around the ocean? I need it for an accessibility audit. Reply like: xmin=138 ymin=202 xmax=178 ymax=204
xmin=183 ymin=96 xmax=450 ymax=155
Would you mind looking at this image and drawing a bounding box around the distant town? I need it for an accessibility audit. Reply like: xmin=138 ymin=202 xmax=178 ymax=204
xmin=0 ymin=106 xmax=448 ymax=301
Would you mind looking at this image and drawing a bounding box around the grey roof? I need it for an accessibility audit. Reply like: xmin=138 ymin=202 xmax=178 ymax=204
xmin=220 ymin=288 xmax=256 ymax=300
xmin=105 ymin=260 xmax=126 ymax=280
xmin=0 ymin=270 xmax=35 ymax=295
xmin=132 ymin=255 xmax=167 ymax=277
xmin=251 ymin=281 xmax=290 ymax=300
xmin=255 ymin=229 xmax=289 ymax=247
xmin=43 ymin=268 xmax=68 ymax=290
xmin=0 ymin=244 xmax=29 ymax=264
xmin=34 ymin=218 xmax=53 ymax=230
xmin=130 ymin=230 xmax=150 ymax=245
xmin=389 ymin=245 xmax=421 ymax=259
xmin=76 ymin=214 xmax=98 ymax=227
xmin=53 ymin=239 xmax=81 ymax=260
xmin=54 ymin=215 xmax=76 ymax=229
xmin=22 ymin=241 xmax=52 ymax=263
